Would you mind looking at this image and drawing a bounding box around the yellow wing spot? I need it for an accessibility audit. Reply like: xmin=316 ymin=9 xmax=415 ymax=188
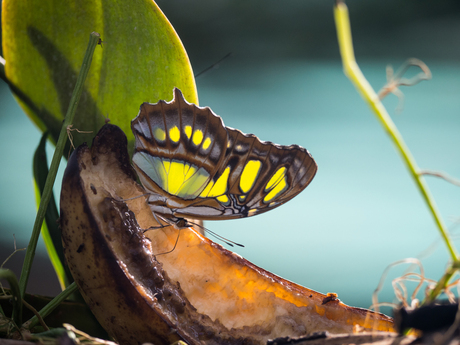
xmin=183 ymin=163 xmax=194 ymax=180
xmin=149 ymin=155 xmax=168 ymax=188
xmin=265 ymin=167 xmax=287 ymax=191
xmin=185 ymin=125 xmax=192 ymax=139
xmin=263 ymin=171 xmax=288 ymax=203
xmin=199 ymin=180 xmax=214 ymax=197
xmin=132 ymin=154 xmax=210 ymax=199
xmin=153 ymin=127 xmax=166 ymax=141
xmin=169 ymin=126 xmax=180 ymax=142
xmin=192 ymin=130 xmax=204 ymax=146
xmin=238 ymin=195 xmax=246 ymax=202
xmin=162 ymin=160 xmax=210 ymax=198
xmin=158 ymin=160 xmax=172 ymax=192
xmin=202 ymin=137 xmax=212 ymax=150
xmin=216 ymin=194 xmax=229 ymax=204
xmin=166 ymin=161 xmax=185 ymax=195
xmin=177 ymin=166 xmax=210 ymax=198
xmin=240 ymin=160 xmax=262 ymax=193
xmin=248 ymin=209 xmax=258 ymax=216
xmin=162 ymin=160 xmax=171 ymax=174
xmin=207 ymin=167 xmax=231 ymax=197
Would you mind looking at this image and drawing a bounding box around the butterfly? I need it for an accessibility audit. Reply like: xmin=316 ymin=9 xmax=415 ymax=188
xmin=131 ymin=88 xmax=317 ymax=225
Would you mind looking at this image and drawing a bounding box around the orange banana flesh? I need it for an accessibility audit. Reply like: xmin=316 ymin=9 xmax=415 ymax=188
xmin=60 ymin=124 xmax=394 ymax=345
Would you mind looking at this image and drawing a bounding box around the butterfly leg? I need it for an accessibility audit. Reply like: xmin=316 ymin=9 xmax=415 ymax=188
xmin=142 ymin=212 xmax=183 ymax=256
xmin=142 ymin=212 xmax=172 ymax=232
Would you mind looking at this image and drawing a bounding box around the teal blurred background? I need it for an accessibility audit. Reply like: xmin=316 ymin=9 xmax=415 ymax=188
xmin=1 ymin=1 xmax=460 ymax=315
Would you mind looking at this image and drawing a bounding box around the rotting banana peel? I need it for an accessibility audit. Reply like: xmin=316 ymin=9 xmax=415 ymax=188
xmin=60 ymin=124 xmax=395 ymax=345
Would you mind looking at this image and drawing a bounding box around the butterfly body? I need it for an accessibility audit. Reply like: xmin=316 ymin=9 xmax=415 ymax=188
xmin=132 ymin=88 xmax=317 ymax=222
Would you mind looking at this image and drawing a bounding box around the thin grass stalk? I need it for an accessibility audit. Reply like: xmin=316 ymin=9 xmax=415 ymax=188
xmin=333 ymin=1 xmax=458 ymax=264
xmin=23 ymin=282 xmax=78 ymax=329
xmin=18 ymin=32 xmax=101 ymax=300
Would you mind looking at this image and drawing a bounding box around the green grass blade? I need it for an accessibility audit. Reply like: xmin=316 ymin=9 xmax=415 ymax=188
xmin=334 ymin=0 xmax=459 ymax=302
xmin=334 ymin=1 xmax=458 ymax=261
xmin=23 ymin=282 xmax=78 ymax=330
xmin=33 ymin=132 xmax=72 ymax=290
xmin=18 ymin=32 xmax=101 ymax=299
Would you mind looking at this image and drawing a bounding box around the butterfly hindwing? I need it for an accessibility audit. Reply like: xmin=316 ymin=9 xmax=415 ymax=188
xmin=187 ymin=127 xmax=317 ymax=218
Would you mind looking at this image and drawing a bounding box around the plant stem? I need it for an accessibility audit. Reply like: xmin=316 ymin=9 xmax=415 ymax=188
xmin=18 ymin=32 xmax=101 ymax=302
xmin=23 ymin=282 xmax=78 ymax=329
xmin=0 ymin=268 xmax=22 ymax=327
xmin=333 ymin=1 xmax=458 ymax=263
xmin=426 ymin=267 xmax=456 ymax=304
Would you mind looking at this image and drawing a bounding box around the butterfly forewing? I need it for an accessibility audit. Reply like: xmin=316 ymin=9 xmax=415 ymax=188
xmin=131 ymin=88 xmax=317 ymax=220
xmin=132 ymin=89 xmax=229 ymax=202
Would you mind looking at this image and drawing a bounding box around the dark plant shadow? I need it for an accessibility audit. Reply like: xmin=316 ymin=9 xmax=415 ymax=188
xmin=27 ymin=26 xmax=103 ymax=146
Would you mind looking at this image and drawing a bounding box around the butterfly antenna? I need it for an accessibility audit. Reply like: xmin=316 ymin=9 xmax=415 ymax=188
xmin=189 ymin=221 xmax=244 ymax=248
xmin=195 ymin=52 xmax=232 ymax=78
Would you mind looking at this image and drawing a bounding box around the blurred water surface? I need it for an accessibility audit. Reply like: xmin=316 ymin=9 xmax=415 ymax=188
xmin=1 ymin=58 xmax=459 ymax=312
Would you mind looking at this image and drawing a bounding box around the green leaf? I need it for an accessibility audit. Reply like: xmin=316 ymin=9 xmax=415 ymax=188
xmin=33 ymin=132 xmax=72 ymax=290
xmin=2 ymin=0 xmax=197 ymax=152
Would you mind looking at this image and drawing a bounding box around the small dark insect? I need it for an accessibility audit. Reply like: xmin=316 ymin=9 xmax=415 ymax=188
xmin=77 ymin=243 xmax=85 ymax=253
xmin=90 ymin=184 xmax=97 ymax=195
xmin=394 ymin=302 xmax=460 ymax=334
xmin=321 ymin=293 xmax=339 ymax=305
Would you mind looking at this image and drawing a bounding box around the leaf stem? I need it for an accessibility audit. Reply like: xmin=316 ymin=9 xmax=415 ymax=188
xmin=333 ymin=2 xmax=458 ymax=262
xmin=18 ymin=32 xmax=101 ymax=302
